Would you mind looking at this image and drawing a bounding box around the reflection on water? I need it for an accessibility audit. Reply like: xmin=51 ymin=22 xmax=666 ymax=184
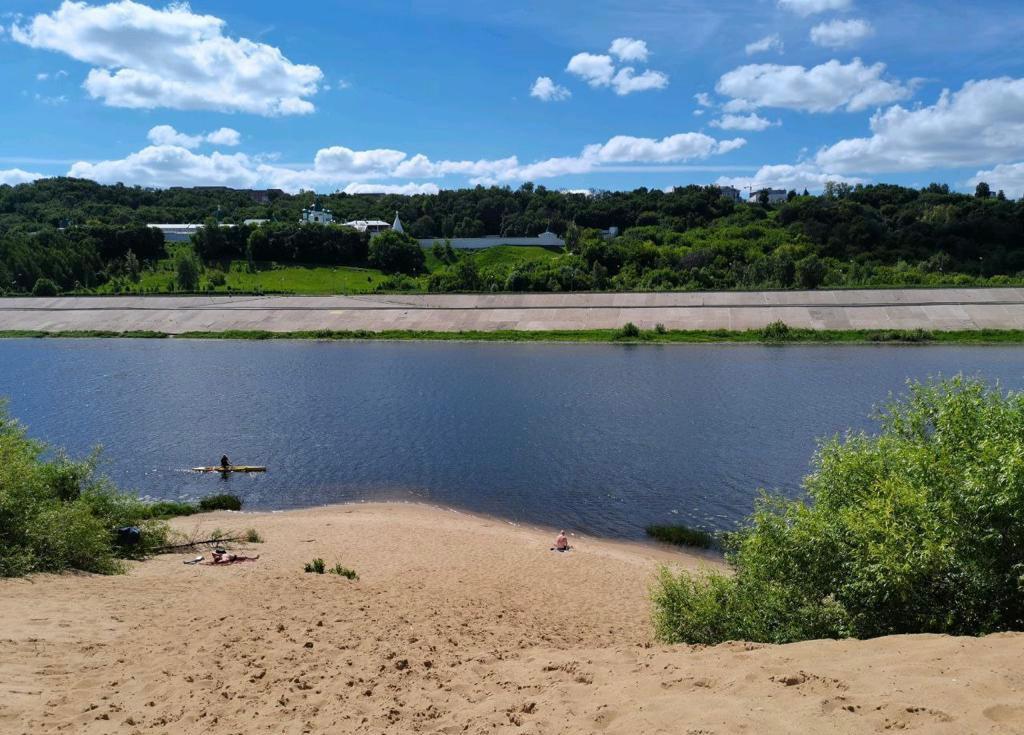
xmin=2 ymin=339 xmax=1022 ymax=538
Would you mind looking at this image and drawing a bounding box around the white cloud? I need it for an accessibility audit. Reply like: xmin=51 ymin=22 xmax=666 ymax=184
xmin=717 ymin=163 xmax=865 ymax=193
xmin=695 ymin=92 xmax=713 ymax=107
xmin=716 ymin=58 xmax=914 ymax=113
xmin=11 ymin=1 xmax=322 ymax=116
xmin=341 ymin=182 xmax=440 ymax=196
xmin=609 ymin=37 xmax=648 ymax=63
xmin=566 ymin=52 xmax=615 ymax=87
xmin=710 ymin=113 xmax=778 ymax=131
xmin=0 ymin=168 xmax=45 ymax=186
xmin=815 ymin=77 xmax=1024 ymax=173
xmin=146 ymin=125 xmax=241 ymax=149
xmin=69 ymin=146 xmax=262 ymax=188
xmin=745 ymin=34 xmax=784 ymax=56
xmin=530 ymin=76 xmax=571 ymax=102
xmin=777 ymin=0 xmax=852 ymax=16
xmin=810 ymin=19 xmax=873 ymax=48
xmin=565 ymin=40 xmax=667 ymax=95
xmin=969 ymin=163 xmax=1024 ymax=200
xmin=36 ymin=72 xmax=49 ymax=81
xmin=583 ymin=133 xmax=745 ymax=163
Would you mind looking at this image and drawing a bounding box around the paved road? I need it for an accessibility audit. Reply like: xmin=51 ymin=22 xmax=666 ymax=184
xmin=2 ymin=288 xmax=1024 ymax=333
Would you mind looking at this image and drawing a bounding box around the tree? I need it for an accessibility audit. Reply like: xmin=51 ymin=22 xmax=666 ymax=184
xmin=124 ymin=249 xmax=141 ymax=282
xmin=975 ymin=181 xmax=992 ymax=199
xmin=31 ymin=278 xmax=59 ymax=297
xmin=653 ymin=377 xmax=1024 ymax=645
xmin=563 ymin=222 xmax=581 ymax=254
xmin=173 ymin=247 xmax=202 ymax=291
xmin=367 ymin=230 xmax=425 ymax=275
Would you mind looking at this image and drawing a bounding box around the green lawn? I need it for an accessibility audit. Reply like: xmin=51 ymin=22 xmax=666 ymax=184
xmin=470 ymin=245 xmax=563 ymax=270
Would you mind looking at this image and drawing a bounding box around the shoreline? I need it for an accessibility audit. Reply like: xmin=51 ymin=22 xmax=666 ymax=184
xmin=5 ymin=326 xmax=1024 ymax=344
xmin=2 ymin=501 xmax=1021 ymax=734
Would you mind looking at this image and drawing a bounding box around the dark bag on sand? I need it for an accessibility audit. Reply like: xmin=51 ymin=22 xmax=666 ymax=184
xmin=115 ymin=526 xmax=141 ymax=546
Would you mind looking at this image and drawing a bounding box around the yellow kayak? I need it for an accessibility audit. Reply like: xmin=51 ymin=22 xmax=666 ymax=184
xmin=191 ymin=465 xmax=267 ymax=473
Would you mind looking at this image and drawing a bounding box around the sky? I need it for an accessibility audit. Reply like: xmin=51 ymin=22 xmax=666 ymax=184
xmin=2 ymin=0 xmax=1024 ymax=197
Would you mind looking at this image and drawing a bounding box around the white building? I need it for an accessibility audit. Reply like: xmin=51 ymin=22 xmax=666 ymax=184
xmin=392 ymin=212 xmax=404 ymax=234
xmin=300 ymin=204 xmax=334 ymax=224
xmin=343 ymin=219 xmax=391 ymax=234
xmin=750 ymin=188 xmax=788 ymax=205
xmin=717 ymin=185 xmax=742 ymax=202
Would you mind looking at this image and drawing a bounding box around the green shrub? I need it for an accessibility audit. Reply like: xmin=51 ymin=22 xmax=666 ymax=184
xmin=654 ymin=323 xmax=667 ymax=334
xmin=304 ymin=558 xmax=326 ymax=574
xmin=758 ymin=320 xmax=791 ymax=340
xmin=0 ymin=403 xmax=169 ymax=576
xmin=198 ymin=493 xmax=242 ymax=511
xmin=244 ymin=528 xmax=263 ymax=543
xmin=646 ymin=524 xmax=714 ymax=549
xmin=329 ymin=563 xmax=358 ymax=580
xmin=652 ymin=377 xmax=1024 ymax=645
xmin=617 ymin=322 xmax=641 ymax=339
xmin=31 ymin=278 xmax=60 ymax=297
xmin=142 ymin=500 xmax=199 ymax=518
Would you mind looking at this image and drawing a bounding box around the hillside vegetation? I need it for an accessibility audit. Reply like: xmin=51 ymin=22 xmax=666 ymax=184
xmin=2 ymin=178 xmax=1022 ymax=295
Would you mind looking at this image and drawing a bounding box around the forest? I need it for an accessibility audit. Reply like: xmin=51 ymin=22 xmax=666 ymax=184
xmin=1 ymin=177 xmax=1022 ymax=295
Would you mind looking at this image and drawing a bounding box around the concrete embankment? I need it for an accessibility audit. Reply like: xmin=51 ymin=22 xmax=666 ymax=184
xmin=2 ymin=288 xmax=1024 ymax=333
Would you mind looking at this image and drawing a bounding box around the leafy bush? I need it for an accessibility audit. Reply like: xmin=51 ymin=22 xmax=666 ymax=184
xmin=368 ymin=231 xmax=426 ymax=275
xmin=198 ymin=493 xmax=243 ymax=512
xmin=244 ymin=528 xmax=264 ymax=543
xmin=31 ymin=278 xmax=60 ymax=297
xmin=617 ymin=322 xmax=641 ymax=339
xmin=653 ymin=377 xmax=1024 ymax=645
xmin=758 ymin=320 xmax=791 ymax=340
xmin=173 ymin=247 xmax=202 ymax=291
xmin=329 ymin=563 xmax=359 ymax=580
xmin=0 ymin=404 xmax=169 ymax=576
xmin=142 ymin=500 xmax=199 ymax=518
xmin=654 ymin=323 xmax=667 ymax=334
xmin=304 ymin=558 xmax=326 ymax=574
xmin=646 ymin=524 xmax=714 ymax=549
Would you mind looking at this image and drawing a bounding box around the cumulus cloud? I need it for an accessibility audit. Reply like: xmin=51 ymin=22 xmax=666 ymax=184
xmin=969 ymin=163 xmax=1024 ymax=200
xmin=777 ymin=0 xmax=852 ymax=16
xmin=710 ymin=113 xmax=778 ymax=131
xmin=530 ymin=76 xmax=571 ymax=102
xmin=810 ymin=19 xmax=873 ymax=48
xmin=565 ymin=39 xmax=667 ymax=95
xmin=717 ymin=163 xmax=865 ymax=193
xmin=609 ymin=37 xmax=648 ymax=62
xmin=815 ymin=77 xmax=1024 ymax=173
xmin=716 ymin=58 xmax=914 ymax=113
xmin=146 ymin=125 xmax=241 ymax=149
xmin=745 ymin=34 xmax=784 ymax=56
xmin=11 ymin=1 xmax=322 ymax=116
xmin=65 ymin=128 xmax=745 ymax=192
xmin=695 ymin=92 xmax=713 ymax=107
xmin=0 ymin=168 xmax=46 ymax=186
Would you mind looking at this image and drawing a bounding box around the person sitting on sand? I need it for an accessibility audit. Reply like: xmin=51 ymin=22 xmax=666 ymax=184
xmin=220 ymin=454 xmax=231 ymax=470
xmin=211 ymin=549 xmax=258 ymax=564
xmin=553 ymin=530 xmax=570 ymax=552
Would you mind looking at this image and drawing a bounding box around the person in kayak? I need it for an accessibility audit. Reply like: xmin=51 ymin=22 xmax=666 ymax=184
xmin=220 ymin=454 xmax=230 ymax=470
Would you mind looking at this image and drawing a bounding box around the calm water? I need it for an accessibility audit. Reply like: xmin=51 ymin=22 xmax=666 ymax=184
xmin=1 ymin=340 xmax=1023 ymax=539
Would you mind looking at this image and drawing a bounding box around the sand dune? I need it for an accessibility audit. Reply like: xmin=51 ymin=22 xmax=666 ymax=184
xmin=1 ymin=503 xmax=1022 ymax=734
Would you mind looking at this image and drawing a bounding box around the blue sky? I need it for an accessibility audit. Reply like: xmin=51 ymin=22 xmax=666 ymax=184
xmin=2 ymin=0 xmax=1024 ymax=196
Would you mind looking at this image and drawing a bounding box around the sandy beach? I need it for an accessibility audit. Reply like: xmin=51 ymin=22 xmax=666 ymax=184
xmin=2 ymin=502 xmax=1023 ymax=734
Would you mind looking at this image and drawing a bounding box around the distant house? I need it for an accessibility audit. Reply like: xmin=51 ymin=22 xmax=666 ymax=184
xmin=342 ymin=219 xmax=390 ymax=234
xmin=300 ymin=205 xmax=334 ymax=224
xmin=392 ymin=212 xmax=404 ymax=234
xmin=750 ymin=188 xmax=788 ymax=205
xmin=717 ymin=186 xmax=742 ymax=202
xmin=147 ymin=223 xmax=205 ymax=242
xmin=243 ymin=219 xmax=269 ymax=227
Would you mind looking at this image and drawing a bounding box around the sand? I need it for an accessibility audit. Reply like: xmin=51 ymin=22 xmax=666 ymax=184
xmin=1 ymin=502 xmax=1022 ymax=734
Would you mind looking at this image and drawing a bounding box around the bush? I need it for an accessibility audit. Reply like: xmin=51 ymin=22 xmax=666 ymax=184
xmin=31 ymin=278 xmax=60 ymax=297
xmin=173 ymin=247 xmax=202 ymax=291
xmin=646 ymin=524 xmax=714 ymax=549
xmin=142 ymin=500 xmax=199 ymax=518
xmin=758 ymin=320 xmax=791 ymax=340
xmin=617 ymin=322 xmax=641 ymax=339
xmin=368 ymin=231 xmax=426 ymax=275
xmin=304 ymin=558 xmax=326 ymax=574
xmin=653 ymin=377 xmax=1024 ymax=644
xmin=198 ymin=493 xmax=242 ymax=512
xmin=329 ymin=563 xmax=359 ymax=580
xmin=244 ymin=528 xmax=263 ymax=543
xmin=654 ymin=323 xmax=667 ymax=335
xmin=0 ymin=404 xmax=169 ymax=576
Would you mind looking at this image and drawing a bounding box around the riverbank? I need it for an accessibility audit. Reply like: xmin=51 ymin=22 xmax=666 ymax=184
xmin=1 ymin=502 xmax=1021 ymax=734
xmin=2 ymin=288 xmax=1024 ymax=335
xmin=5 ymin=326 xmax=1024 ymax=344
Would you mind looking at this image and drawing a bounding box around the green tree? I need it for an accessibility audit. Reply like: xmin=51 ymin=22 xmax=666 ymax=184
xmin=173 ymin=247 xmax=202 ymax=291
xmin=653 ymin=377 xmax=1024 ymax=645
xmin=975 ymin=181 xmax=992 ymax=199
xmin=31 ymin=278 xmax=59 ymax=297
xmin=368 ymin=230 xmax=426 ymax=275
xmin=124 ymin=249 xmax=141 ymax=282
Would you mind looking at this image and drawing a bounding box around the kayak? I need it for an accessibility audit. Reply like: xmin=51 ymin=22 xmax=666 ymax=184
xmin=191 ymin=465 xmax=267 ymax=473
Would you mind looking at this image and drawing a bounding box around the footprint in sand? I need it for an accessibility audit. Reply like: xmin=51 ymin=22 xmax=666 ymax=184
xmin=984 ymin=704 xmax=1024 ymax=724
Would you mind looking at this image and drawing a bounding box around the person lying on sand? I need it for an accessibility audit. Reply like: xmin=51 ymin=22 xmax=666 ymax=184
xmin=551 ymin=530 xmax=571 ymax=552
xmin=210 ymin=549 xmax=259 ymax=564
